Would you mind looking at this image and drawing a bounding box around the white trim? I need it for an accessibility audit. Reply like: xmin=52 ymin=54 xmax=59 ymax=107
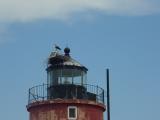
xmin=68 ymin=106 xmax=77 ymax=120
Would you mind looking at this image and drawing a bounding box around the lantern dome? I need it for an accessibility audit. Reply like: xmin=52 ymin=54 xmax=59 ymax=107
xmin=47 ymin=48 xmax=88 ymax=71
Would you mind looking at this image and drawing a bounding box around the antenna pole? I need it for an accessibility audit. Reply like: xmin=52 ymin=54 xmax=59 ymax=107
xmin=106 ymin=69 xmax=110 ymax=120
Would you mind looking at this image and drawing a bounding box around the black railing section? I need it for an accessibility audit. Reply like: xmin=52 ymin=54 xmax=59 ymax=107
xmin=28 ymin=84 xmax=105 ymax=104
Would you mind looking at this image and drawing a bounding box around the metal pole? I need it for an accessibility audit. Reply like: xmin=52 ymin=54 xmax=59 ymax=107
xmin=106 ymin=69 xmax=110 ymax=120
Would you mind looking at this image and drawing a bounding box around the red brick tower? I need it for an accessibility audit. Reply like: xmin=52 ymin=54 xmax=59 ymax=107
xmin=26 ymin=46 xmax=106 ymax=120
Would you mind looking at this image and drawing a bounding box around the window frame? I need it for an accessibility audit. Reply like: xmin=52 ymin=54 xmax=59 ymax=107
xmin=68 ymin=106 xmax=77 ymax=120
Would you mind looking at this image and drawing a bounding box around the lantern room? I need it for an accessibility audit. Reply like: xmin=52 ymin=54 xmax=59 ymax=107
xmin=46 ymin=47 xmax=90 ymax=100
xmin=46 ymin=47 xmax=87 ymax=86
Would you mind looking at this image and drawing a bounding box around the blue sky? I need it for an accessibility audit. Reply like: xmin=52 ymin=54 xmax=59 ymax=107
xmin=0 ymin=1 xmax=160 ymax=120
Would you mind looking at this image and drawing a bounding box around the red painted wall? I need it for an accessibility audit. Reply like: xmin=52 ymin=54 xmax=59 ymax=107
xmin=27 ymin=99 xmax=105 ymax=120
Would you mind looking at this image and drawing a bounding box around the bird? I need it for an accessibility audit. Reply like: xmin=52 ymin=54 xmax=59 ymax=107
xmin=55 ymin=44 xmax=61 ymax=50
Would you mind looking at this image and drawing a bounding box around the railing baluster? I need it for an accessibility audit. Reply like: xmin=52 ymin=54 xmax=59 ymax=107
xmin=43 ymin=83 xmax=44 ymax=100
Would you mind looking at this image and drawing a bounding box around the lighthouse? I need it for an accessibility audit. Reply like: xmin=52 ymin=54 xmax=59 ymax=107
xmin=27 ymin=46 xmax=106 ymax=120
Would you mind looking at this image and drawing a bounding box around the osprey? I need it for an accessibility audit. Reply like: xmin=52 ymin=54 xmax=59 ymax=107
xmin=55 ymin=45 xmax=61 ymax=50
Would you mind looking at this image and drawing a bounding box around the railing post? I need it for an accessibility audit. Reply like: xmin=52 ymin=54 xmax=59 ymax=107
xmin=76 ymin=85 xmax=77 ymax=98
xmin=36 ymin=86 xmax=37 ymax=100
xmin=96 ymin=85 xmax=98 ymax=103
xmin=102 ymin=89 xmax=105 ymax=104
xmin=43 ymin=83 xmax=45 ymax=100
xmin=28 ymin=88 xmax=30 ymax=104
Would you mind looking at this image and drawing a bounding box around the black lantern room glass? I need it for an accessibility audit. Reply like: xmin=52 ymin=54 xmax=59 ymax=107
xmin=47 ymin=69 xmax=87 ymax=86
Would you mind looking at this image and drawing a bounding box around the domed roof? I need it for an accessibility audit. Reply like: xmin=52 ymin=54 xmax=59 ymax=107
xmin=47 ymin=47 xmax=88 ymax=71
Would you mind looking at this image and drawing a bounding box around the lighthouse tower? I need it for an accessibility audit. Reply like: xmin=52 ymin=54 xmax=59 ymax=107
xmin=27 ymin=47 xmax=106 ymax=120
